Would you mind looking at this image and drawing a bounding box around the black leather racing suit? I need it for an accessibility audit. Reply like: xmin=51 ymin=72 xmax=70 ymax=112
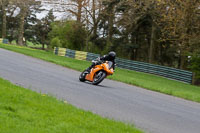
xmin=87 ymin=54 xmax=116 ymax=71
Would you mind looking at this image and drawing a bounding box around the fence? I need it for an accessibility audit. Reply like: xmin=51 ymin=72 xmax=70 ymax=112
xmin=54 ymin=47 xmax=100 ymax=61
xmin=0 ymin=38 xmax=9 ymax=44
xmin=54 ymin=47 xmax=193 ymax=84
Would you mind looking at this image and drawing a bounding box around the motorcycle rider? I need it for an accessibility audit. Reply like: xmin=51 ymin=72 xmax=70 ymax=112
xmin=86 ymin=51 xmax=116 ymax=73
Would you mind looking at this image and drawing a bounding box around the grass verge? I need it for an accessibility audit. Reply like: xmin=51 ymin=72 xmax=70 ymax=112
xmin=0 ymin=77 xmax=142 ymax=133
xmin=0 ymin=43 xmax=200 ymax=103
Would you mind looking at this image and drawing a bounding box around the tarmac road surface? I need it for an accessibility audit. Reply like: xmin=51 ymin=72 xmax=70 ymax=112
xmin=0 ymin=48 xmax=200 ymax=133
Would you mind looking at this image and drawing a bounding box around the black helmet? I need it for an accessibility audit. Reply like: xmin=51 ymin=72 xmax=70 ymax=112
xmin=108 ymin=51 xmax=116 ymax=60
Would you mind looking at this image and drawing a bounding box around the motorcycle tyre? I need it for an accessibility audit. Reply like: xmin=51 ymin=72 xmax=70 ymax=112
xmin=79 ymin=70 xmax=87 ymax=82
xmin=92 ymin=71 xmax=106 ymax=85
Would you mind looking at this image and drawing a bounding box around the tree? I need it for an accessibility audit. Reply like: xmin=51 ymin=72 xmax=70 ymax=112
xmin=107 ymin=0 xmax=160 ymax=62
xmin=67 ymin=0 xmax=88 ymax=24
xmin=16 ymin=0 xmax=42 ymax=46
xmin=48 ymin=20 xmax=87 ymax=50
xmin=34 ymin=9 xmax=55 ymax=49
xmin=50 ymin=37 xmax=61 ymax=48
xmin=98 ymin=0 xmax=120 ymax=52
xmin=158 ymin=0 xmax=200 ymax=69
xmin=1 ymin=0 xmax=9 ymax=38
xmin=83 ymin=0 xmax=103 ymax=51
xmin=1 ymin=0 xmax=199 ymax=71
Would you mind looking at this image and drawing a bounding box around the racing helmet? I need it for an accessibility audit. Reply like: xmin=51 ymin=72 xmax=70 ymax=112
xmin=108 ymin=51 xmax=116 ymax=60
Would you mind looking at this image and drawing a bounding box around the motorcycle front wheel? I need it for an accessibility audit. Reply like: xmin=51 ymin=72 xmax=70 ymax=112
xmin=79 ymin=70 xmax=87 ymax=82
xmin=92 ymin=71 xmax=106 ymax=85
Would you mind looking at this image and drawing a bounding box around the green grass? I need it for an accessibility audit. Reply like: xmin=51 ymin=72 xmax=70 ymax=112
xmin=0 ymin=77 xmax=142 ymax=133
xmin=11 ymin=40 xmax=47 ymax=49
xmin=1 ymin=43 xmax=200 ymax=103
xmin=26 ymin=41 xmax=47 ymax=49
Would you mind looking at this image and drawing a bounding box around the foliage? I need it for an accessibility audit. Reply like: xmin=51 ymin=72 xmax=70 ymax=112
xmin=34 ymin=9 xmax=55 ymax=49
xmin=50 ymin=37 xmax=61 ymax=48
xmin=48 ymin=21 xmax=87 ymax=50
xmin=157 ymin=0 xmax=200 ymax=69
xmin=190 ymin=53 xmax=200 ymax=79
xmin=0 ymin=0 xmax=44 ymax=45
xmin=1 ymin=0 xmax=200 ymax=72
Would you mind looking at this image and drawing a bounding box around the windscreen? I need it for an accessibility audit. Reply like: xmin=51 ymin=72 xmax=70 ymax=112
xmin=108 ymin=61 xmax=113 ymax=69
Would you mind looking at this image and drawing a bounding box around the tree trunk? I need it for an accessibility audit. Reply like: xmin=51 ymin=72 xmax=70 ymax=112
xmin=149 ymin=24 xmax=156 ymax=63
xmin=2 ymin=0 xmax=7 ymax=38
xmin=77 ymin=0 xmax=82 ymax=24
xmin=92 ymin=0 xmax=97 ymax=37
xmin=180 ymin=53 xmax=186 ymax=69
xmin=18 ymin=7 xmax=26 ymax=46
xmin=192 ymin=72 xmax=196 ymax=85
xmin=135 ymin=35 xmax=139 ymax=61
xmin=108 ymin=14 xmax=114 ymax=43
xmin=106 ymin=12 xmax=114 ymax=51
xmin=42 ymin=34 xmax=45 ymax=50
xmin=86 ymin=33 xmax=89 ymax=51
xmin=42 ymin=44 xmax=45 ymax=50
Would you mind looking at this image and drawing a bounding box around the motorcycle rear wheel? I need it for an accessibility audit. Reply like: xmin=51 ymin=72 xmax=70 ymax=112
xmin=92 ymin=71 xmax=106 ymax=85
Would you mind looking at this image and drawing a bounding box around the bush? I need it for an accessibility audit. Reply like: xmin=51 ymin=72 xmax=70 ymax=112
xmin=50 ymin=37 xmax=61 ymax=48
xmin=48 ymin=21 xmax=87 ymax=50
xmin=189 ymin=53 xmax=200 ymax=85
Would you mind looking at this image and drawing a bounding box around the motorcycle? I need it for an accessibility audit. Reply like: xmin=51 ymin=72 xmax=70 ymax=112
xmin=79 ymin=60 xmax=114 ymax=85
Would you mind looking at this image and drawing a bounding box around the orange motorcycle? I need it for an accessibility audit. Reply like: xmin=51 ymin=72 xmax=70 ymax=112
xmin=79 ymin=61 xmax=114 ymax=85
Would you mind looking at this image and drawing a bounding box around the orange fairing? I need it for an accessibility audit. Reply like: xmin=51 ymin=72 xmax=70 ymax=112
xmin=85 ymin=62 xmax=114 ymax=82
xmin=102 ymin=63 xmax=114 ymax=75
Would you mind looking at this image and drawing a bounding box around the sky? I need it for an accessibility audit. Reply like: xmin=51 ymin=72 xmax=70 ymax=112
xmin=10 ymin=0 xmax=75 ymax=21
xmin=37 ymin=0 xmax=72 ymax=20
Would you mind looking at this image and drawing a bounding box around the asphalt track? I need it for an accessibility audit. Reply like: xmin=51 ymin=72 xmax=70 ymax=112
xmin=0 ymin=48 xmax=200 ymax=133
